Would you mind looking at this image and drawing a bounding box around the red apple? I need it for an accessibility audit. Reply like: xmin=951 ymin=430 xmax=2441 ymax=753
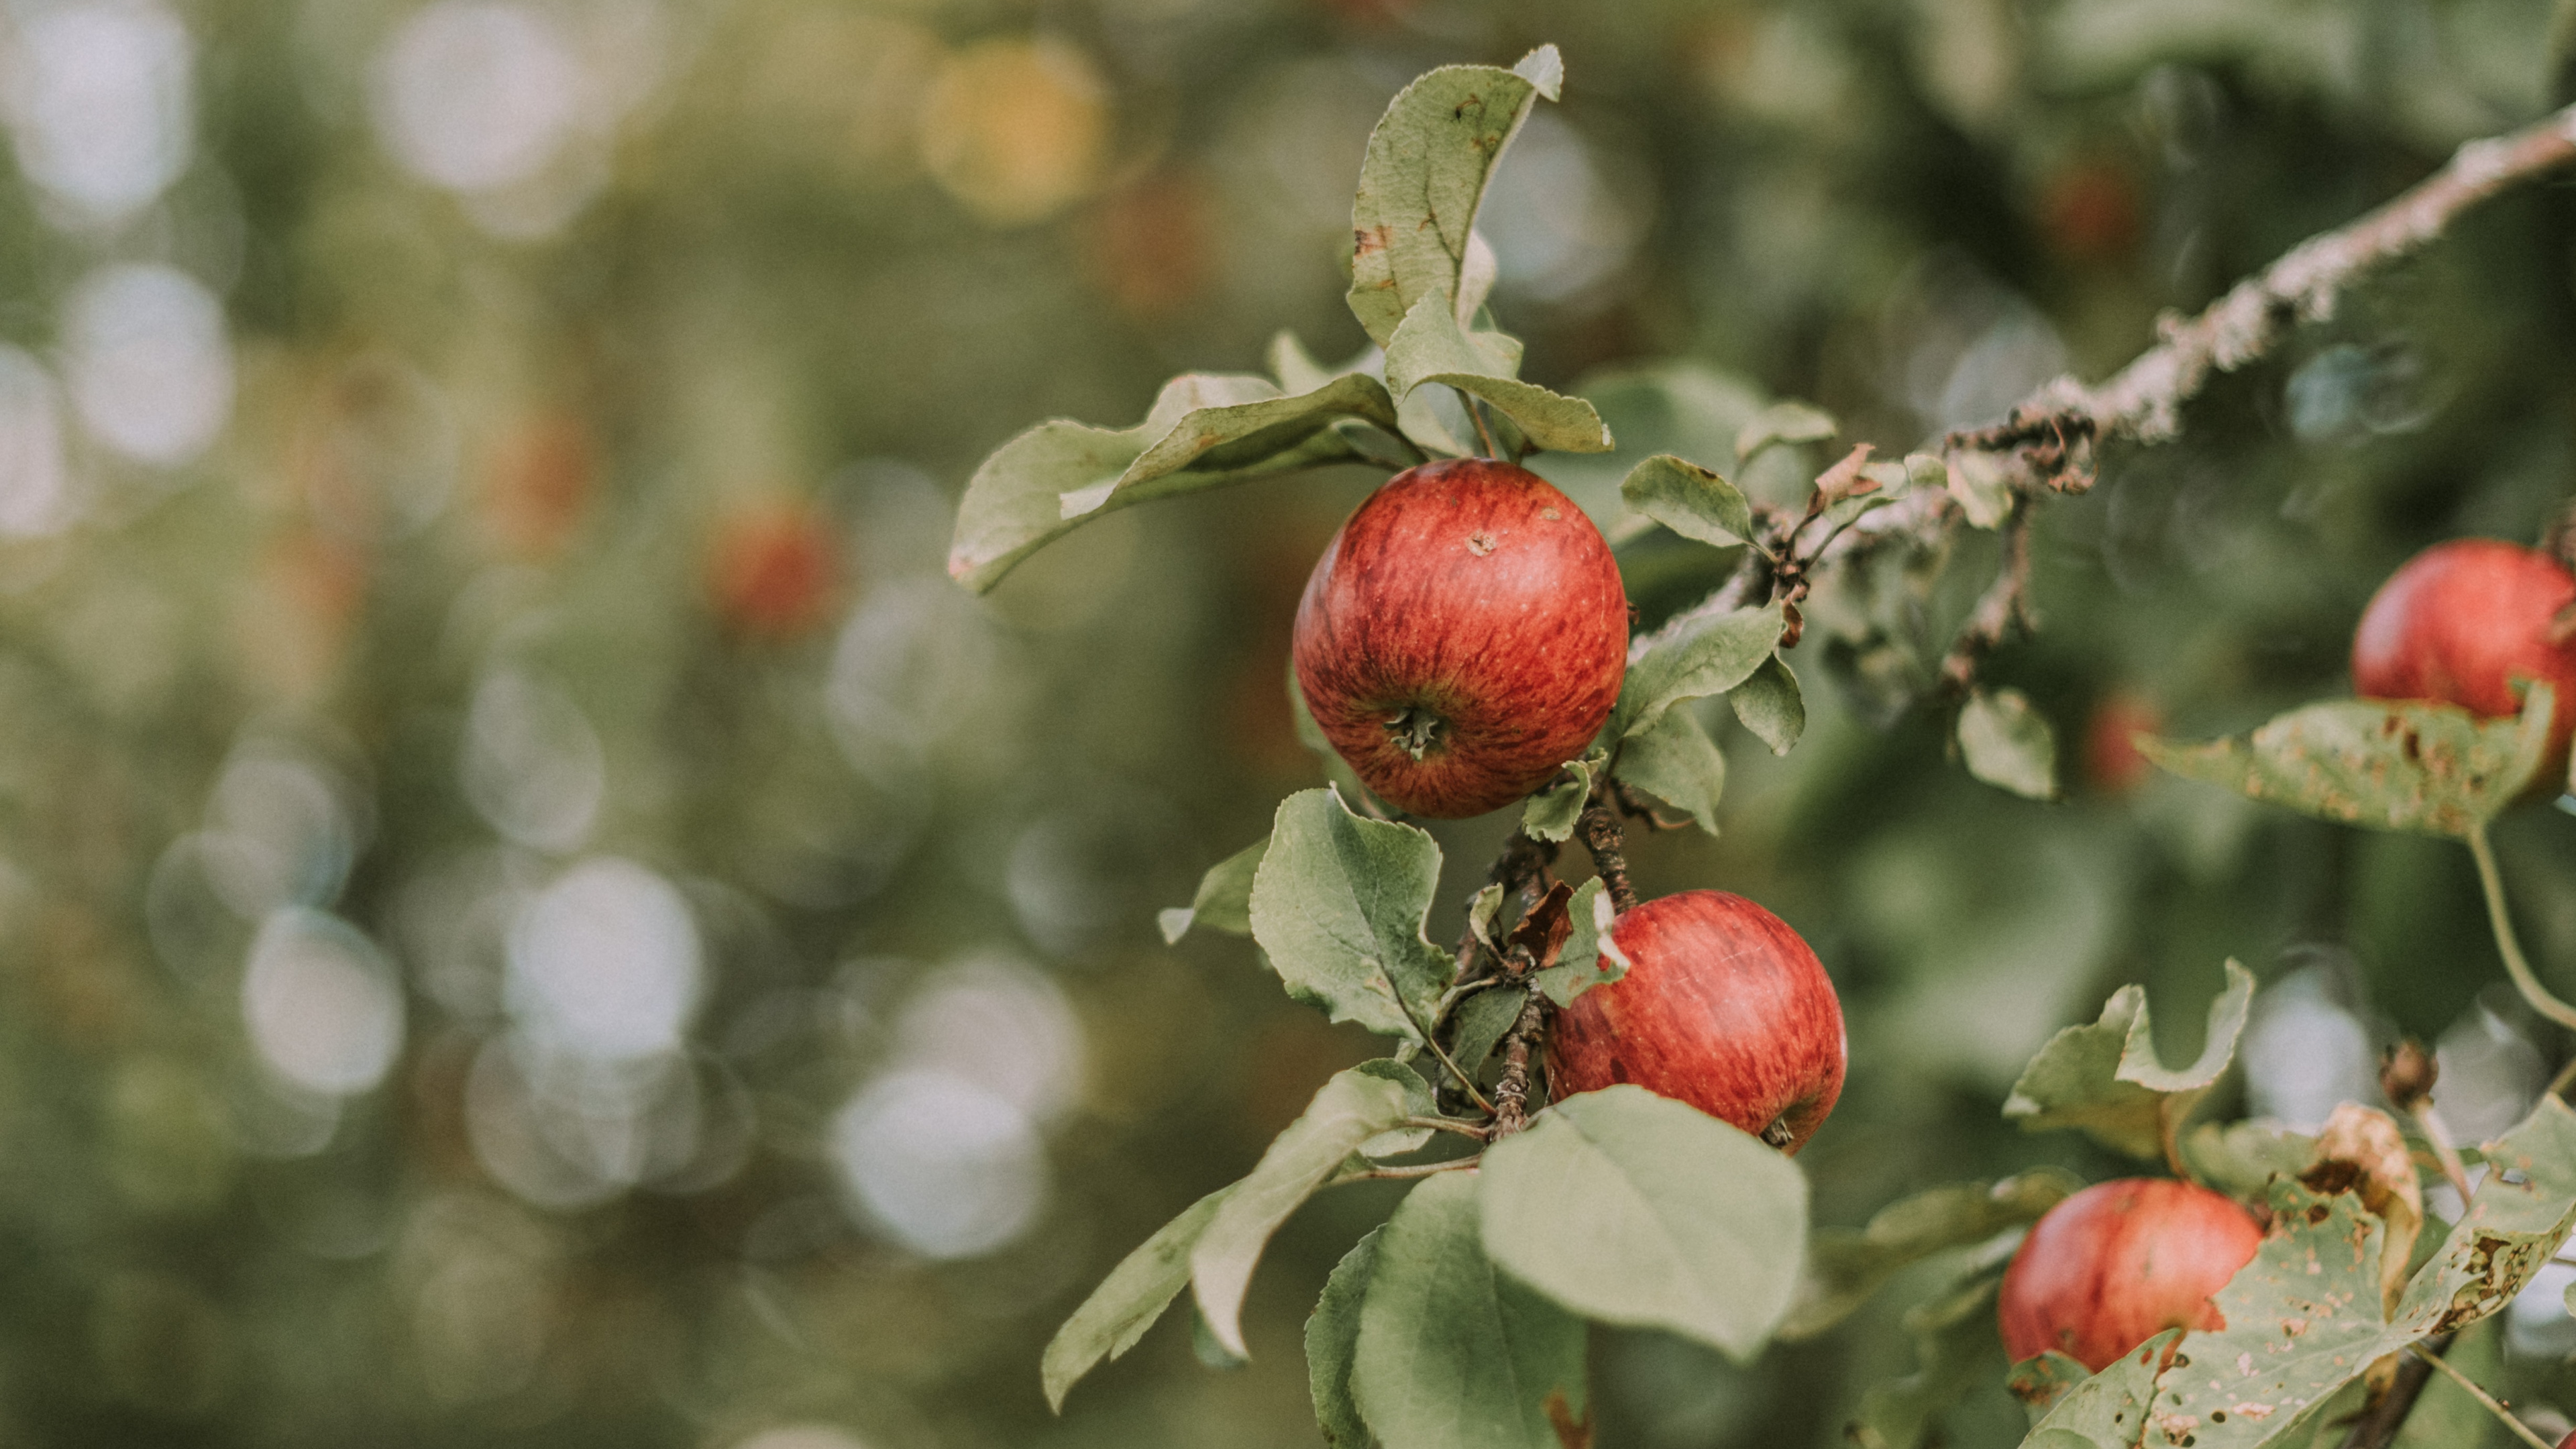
xmin=711 ymin=502 xmax=843 ymax=639
xmin=2084 ymin=691 xmax=2162 ymax=796
xmin=2351 ymin=538 xmax=2576 ymax=777
xmin=1292 ymin=459 xmax=1627 ymax=818
xmin=1545 ymin=890 xmax=1845 ymax=1153
xmin=1998 ymin=1177 xmax=2264 ymax=1371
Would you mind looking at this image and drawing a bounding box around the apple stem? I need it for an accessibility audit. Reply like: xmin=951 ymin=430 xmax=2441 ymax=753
xmin=1464 ymin=392 xmax=1502 ymax=460
xmin=2465 ymin=826 xmax=2576 ymax=1033
xmin=2410 ymin=1342 xmax=2559 ymax=1449
xmin=2408 ymin=1102 xmax=2477 ymax=1204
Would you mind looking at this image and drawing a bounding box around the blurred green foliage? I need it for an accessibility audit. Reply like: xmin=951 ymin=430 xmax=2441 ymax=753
xmin=0 ymin=0 xmax=2565 ymax=1445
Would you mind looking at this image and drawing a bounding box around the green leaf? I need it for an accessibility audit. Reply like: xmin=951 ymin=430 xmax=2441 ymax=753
xmin=1446 ymin=985 xmax=1526 ymax=1079
xmin=1190 ymin=1065 xmax=1417 ymax=1359
xmin=1613 ymin=603 xmax=1786 ymax=741
xmin=1960 ymin=688 xmax=2059 ymax=801
xmin=2181 ymin=1120 xmax=2318 ymax=1202
xmin=1160 ymin=837 xmax=1268 ymax=944
xmin=1041 ymin=1183 xmax=1236 ymax=1411
xmin=1479 ymin=1084 xmax=1808 ymax=1360
xmin=1248 ymin=788 xmax=1455 ymax=1041
xmin=949 ymin=371 xmax=1403 ymax=592
xmin=1191 ymin=1304 xmax=1249 ymax=1368
xmin=1307 ymin=1228 xmax=1385 ymax=1449
xmin=1613 ymin=703 xmax=1726 ymax=835
xmin=1530 ymin=877 xmax=1627 ymax=1007
xmin=1354 ymin=1058 xmax=1442 ymax=1159
xmin=2136 ymin=687 xmax=2555 ymax=840
xmin=1731 ymin=654 xmax=1805 ymax=756
xmin=1734 ymin=400 xmax=1837 ymax=460
xmin=1782 ymin=1171 xmax=2082 ymax=1340
xmin=2127 ymin=1097 xmax=2576 ymax=1449
xmin=1383 ymin=292 xmax=1613 ymax=454
xmin=2002 ymin=960 xmax=2256 ymax=1159
xmin=1351 ymin=1171 xmax=1589 ymax=1449
xmin=1619 ymin=454 xmax=1754 ymax=548
xmin=2017 ymin=1330 xmax=2177 ymax=1448
xmin=1518 ymin=754 xmax=1598 ymax=843
xmin=1346 ymin=48 xmax=1561 ymax=350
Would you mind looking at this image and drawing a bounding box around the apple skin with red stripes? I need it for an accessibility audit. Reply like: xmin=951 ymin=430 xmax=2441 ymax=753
xmin=1997 ymin=1177 xmax=2265 ymax=1371
xmin=1292 ymin=458 xmax=1627 ymax=819
xmin=2351 ymin=537 xmax=2576 ymax=782
xmin=1546 ymin=890 xmax=1847 ymax=1153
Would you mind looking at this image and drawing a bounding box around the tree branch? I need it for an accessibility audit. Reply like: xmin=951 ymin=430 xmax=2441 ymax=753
xmin=1576 ymin=794 xmax=1638 ymax=914
xmin=1640 ymin=101 xmax=2576 ymax=676
xmin=2338 ymin=1335 xmax=2450 ymax=1449
xmin=2045 ymin=104 xmax=2576 ymax=451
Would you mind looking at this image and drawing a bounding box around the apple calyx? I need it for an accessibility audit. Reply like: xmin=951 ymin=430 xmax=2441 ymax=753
xmin=1386 ymin=705 xmax=1447 ymax=761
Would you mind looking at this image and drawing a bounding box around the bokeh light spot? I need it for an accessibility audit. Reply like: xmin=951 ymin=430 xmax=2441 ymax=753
xmin=241 ymin=908 xmax=405 ymax=1097
xmin=60 ymin=262 xmax=232 ymax=466
xmin=832 ymin=1069 xmax=1045 ymax=1260
xmin=0 ymin=346 xmax=76 ymax=537
xmin=372 ymin=1 xmax=582 ymax=195
xmin=3 ymin=0 xmax=193 ymax=225
xmin=506 ymin=857 xmax=701 ymax=1062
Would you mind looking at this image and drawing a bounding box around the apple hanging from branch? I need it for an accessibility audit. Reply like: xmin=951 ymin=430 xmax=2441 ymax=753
xmin=1997 ymin=1177 xmax=2264 ymax=1371
xmin=1546 ymin=890 xmax=1847 ymax=1152
xmin=2351 ymin=537 xmax=2576 ymax=777
xmin=1292 ymin=458 xmax=1628 ymax=819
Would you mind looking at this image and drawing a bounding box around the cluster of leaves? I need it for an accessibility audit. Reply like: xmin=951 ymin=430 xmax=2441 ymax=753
xmin=951 ymin=45 xmax=1922 ymax=1448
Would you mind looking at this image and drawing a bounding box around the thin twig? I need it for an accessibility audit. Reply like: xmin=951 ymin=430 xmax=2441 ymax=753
xmin=2031 ymin=103 xmax=2576 ymax=453
xmin=2409 ymin=1102 xmax=2477 ymax=1204
xmin=1640 ymin=102 xmax=2576 ymax=669
xmin=1576 ymin=794 xmax=1638 ymax=915
xmin=2551 ymin=1053 xmax=2576 ymax=1102
xmin=1400 ymin=1115 xmax=1493 ymax=1140
xmin=1489 ymin=991 xmax=1549 ymax=1137
xmin=2467 ymin=826 xmax=2576 ymax=1032
xmin=1937 ymin=513 xmax=2038 ymax=696
xmin=1327 ymin=1157 xmax=1480 ymax=1187
xmin=2412 ymin=1343 xmax=2558 ymax=1449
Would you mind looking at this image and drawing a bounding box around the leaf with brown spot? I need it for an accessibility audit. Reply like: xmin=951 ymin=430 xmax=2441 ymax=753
xmin=1346 ymin=48 xmax=1562 ymax=350
xmin=2135 ymin=688 xmax=2554 ymax=840
xmin=2307 ymin=1104 xmax=2421 ymax=1316
xmin=2106 ymin=1097 xmax=2576 ymax=1449
xmin=949 ymin=370 xmax=1403 ymax=592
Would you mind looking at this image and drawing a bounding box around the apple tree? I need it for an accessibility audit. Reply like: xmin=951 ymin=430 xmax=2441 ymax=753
xmin=951 ymin=42 xmax=2576 ymax=1449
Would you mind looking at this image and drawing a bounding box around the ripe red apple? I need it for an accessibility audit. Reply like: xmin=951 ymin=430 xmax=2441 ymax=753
xmin=1545 ymin=890 xmax=1845 ymax=1153
xmin=1292 ymin=459 xmax=1627 ymax=818
xmin=1998 ymin=1178 xmax=2264 ymax=1371
xmin=2083 ymin=691 xmax=2161 ymax=796
xmin=2351 ymin=538 xmax=2576 ymax=777
xmin=711 ymin=502 xmax=843 ymax=639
